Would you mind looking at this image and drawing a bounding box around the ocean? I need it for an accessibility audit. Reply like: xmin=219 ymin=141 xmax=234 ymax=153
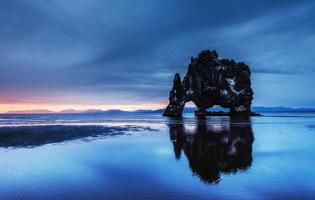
xmin=0 ymin=113 xmax=314 ymax=200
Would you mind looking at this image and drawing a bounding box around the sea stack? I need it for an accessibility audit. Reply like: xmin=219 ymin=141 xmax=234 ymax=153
xmin=163 ymin=49 xmax=255 ymax=117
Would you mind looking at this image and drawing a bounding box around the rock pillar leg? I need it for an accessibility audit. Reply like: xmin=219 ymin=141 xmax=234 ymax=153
xmin=230 ymin=105 xmax=251 ymax=115
xmin=194 ymin=107 xmax=207 ymax=116
xmin=163 ymin=73 xmax=186 ymax=117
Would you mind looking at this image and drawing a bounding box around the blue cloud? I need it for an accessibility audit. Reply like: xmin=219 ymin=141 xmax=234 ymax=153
xmin=0 ymin=0 xmax=314 ymax=107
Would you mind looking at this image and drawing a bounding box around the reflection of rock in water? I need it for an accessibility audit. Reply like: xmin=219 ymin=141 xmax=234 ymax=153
xmin=168 ymin=117 xmax=254 ymax=184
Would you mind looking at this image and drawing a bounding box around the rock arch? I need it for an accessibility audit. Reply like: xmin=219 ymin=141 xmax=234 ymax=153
xmin=163 ymin=50 xmax=254 ymax=117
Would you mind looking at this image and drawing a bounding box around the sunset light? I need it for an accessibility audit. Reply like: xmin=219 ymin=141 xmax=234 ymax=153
xmin=0 ymin=103 xmax=165 ymax=113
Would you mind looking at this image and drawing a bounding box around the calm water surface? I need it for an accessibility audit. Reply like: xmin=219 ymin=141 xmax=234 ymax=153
xmin=0 ymin=113 xmax=314 ymax=200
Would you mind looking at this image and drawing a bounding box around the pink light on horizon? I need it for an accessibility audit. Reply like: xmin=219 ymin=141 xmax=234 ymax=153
xmin=0 ymin=103 xmax=166 ymax=113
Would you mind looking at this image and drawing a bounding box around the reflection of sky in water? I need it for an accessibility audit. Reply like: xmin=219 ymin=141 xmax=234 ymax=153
xmin=0 ymin=114 xmax=314 ymax=199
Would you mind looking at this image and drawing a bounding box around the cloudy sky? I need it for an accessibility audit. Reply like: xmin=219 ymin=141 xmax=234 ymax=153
xmin=0 ymin=0 xmax=315 ymax=111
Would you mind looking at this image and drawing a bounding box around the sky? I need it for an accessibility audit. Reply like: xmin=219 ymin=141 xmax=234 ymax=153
xmin=0 ymin=0 xmax=315 ymax=112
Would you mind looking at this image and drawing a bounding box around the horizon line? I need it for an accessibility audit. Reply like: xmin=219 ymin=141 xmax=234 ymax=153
xmin=2 ymin=106 xmax=315 ymax=114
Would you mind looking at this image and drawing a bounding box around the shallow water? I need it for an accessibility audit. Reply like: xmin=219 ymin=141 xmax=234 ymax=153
xmin=0 ymin=113 xmax=314 ymax=200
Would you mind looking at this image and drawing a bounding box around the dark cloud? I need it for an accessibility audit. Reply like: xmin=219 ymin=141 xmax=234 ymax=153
xmin=0 ymin=0 xmax=315 ymax=107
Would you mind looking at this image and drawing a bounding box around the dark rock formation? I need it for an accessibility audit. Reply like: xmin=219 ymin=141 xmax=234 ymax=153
xmin=163 ymin=49 xmax=255 ymax=116
xmin=163 ymin=73 xmax=186 ymax=117
xmin=168 ymin=117 xmax=254 ymax=184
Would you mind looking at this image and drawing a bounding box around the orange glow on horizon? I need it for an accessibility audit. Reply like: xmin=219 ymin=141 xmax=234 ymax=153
xmin=0 ymin=103 xmax=166 ymax=113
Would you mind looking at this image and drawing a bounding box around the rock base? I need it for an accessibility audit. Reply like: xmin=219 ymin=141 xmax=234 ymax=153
xmin=194 ymin=111 xmax=261 ymax=117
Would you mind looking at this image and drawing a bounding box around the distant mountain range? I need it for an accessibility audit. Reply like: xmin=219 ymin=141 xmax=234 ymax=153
xmin=3 ymin=106 xmax=315 ymax=114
